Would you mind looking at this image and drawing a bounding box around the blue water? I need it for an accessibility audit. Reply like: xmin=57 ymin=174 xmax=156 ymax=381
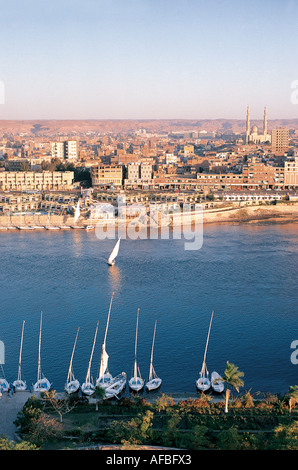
xmin=0 ymin=223 xmax=297 ymax=395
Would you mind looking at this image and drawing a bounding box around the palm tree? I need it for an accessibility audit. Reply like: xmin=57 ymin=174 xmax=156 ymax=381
xmin=288 ymin=385 xmax=298 ymax=413
xmin=94 ymin=385 xmax=106 ymax=411
xmin=222 ymin=361 xmax=244 ymax=413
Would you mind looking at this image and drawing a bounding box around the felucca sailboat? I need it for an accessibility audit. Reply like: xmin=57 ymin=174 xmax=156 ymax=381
xmin=145 ymin=320 xmax=162 ymax=391
xmin=96 ymin=293 xmax=114 ymax=389
xmin=33 ymin=312 xmax=51 ymax=392
xmin=81 ymin=321 xmax=99 ymax=396
xmin=65 ymin=327 xmax=80 ymax=394
xmin=196 ymin=311 xmax=213 ymax=393
xmin=13 ymin=320 xmax=27 ymax=391
xmin=108 ymin=238 xmax=120 ymax=266
xmin=129 ymin=308 xmax=144 ymax=392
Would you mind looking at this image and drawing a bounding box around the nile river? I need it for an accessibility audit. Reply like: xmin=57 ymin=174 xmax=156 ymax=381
xmin=0 ymin=222 xmax=297 ymax=395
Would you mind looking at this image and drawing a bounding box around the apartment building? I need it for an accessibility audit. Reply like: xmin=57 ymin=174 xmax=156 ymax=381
xmin=51 ymin=140 xmax=78 ymax=161
xmin=0 ymin=171 xmax=74 ymax=191
xmin=284 ymin=157 xmax=298 ymax=188
xmin=91 ymin=165 xmax=123 ymax=188
xmin=271 ymin=128 xmax=289 ymax=154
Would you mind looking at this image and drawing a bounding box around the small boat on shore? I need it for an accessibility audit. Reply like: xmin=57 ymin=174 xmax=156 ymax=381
xmin=65 ymin=327 xmax=80 ymax=394
xmin=104 ymin=372 xmax=127 ymax=399
xmin=196 ymin=311 xmax=214 ymax=393
xmin=33 ymin=312 xmax=51 ymax=393
xmin=146 ymin=320 xmax=162 ymax=391
xmin=45 ymin=225 xmax=60 ymax=230
xmin=129 ymin=308 xmax=144 ymax=392
xmin=13 ymin=320 xmax=27 ymax=391
xmin=211 ymin=371 xmax=224 ymax=394
xmin=81 ymin=322 xmax=99 ymax=396
xmin=85 ymin=225 xmax=94 ymax=231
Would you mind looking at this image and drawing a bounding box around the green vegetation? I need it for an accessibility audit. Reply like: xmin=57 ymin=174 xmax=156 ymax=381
xmin=11 ymin=385 xmax=298 ymax=450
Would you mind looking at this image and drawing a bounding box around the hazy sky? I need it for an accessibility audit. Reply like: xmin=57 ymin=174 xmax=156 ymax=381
xmin=0 ymin=0 xmax=298 ymax=120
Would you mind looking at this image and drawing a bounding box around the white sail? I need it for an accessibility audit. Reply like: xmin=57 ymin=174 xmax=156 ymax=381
xmin=97 ymin=292 xmax=114 ymax=387
xmin=196 ymin=311 xmax=214 ymax=393
xmin=74 ymin=201 xmax=80 ymax=223
xmin=146 ymin=321 xmax=162 ymax=391
xmin=65 ymin=327 xmax=80 ymax=394
xmin=33 ymin=312 xmax=51 ymax=392
xmin=81 ymin=321 xmax=99 ymax=396
xmin=129 ymin=308 xmax=144 ymax=392
xmin=108 ymin=238 xmax=120 ymax=265
xmin=13 ymin=320 xmax=27 ymax=391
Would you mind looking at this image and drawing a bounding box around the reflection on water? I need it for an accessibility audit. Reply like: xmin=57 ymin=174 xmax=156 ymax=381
xmin=108 ymin=265 xmax=122 ymax=292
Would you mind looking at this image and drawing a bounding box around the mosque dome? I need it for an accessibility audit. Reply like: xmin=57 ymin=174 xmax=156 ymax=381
xmin=251 ymin=125 xmax=258 ymax=134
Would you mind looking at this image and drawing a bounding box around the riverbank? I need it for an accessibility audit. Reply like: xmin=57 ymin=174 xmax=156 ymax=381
xmin=0 ymin=203 xmax=297 ymax=230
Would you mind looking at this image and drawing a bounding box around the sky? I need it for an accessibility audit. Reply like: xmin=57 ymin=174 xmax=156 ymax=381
xmin=0 ymin=0 xmax=298 ymax=120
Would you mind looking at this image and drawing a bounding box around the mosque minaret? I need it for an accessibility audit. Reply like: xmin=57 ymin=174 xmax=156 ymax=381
xmin=245 ymin=106 xmax=271 ymax=144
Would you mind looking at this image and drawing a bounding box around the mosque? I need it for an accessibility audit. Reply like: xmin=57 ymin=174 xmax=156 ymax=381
xmin=245 ymin=106 xmax=271 ymax=144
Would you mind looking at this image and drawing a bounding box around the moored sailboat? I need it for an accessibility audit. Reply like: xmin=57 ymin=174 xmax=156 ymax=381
xmin=145 ymin=320 xmax=162 ymax=391
xmin=196 ymin=311 xmax=214 ymax=393
xmin=211 ymin=371 xmax=224 ymax=394
xmin=0 ymin=365 xmax=9 ymax=393
xmin=96 ymin=293 xmax=114 ymax=389
xmin=65 ymin=327 xmax=80 ymax=394
xmin=33 ymin=312 xmax=51 ymax=393
xmin=108 ymin=238 xmax=120 ymax=266
xmin=81 ymin=321 xmax=99 ymax=396
xmin=129 ymin=308 xmax=144 ymax=392
xmin=104 ymin=372 xmax=127 ymax=400
xmin=13 ymin=320 xmax=27 ymax=391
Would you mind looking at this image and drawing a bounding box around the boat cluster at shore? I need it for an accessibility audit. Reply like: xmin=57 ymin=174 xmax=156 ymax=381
xmin=0 ymin=296 xmax=225 ymax=401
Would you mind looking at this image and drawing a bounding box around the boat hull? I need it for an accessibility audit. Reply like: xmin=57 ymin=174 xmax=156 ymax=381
xmin=65 ymin=380 xmax=80 ymax=394
xmin=96 ymin=372 xmax=114 ymax=389
xmin=0 ymin=379 xmax=10 ymax=392
xmin=211 ymin=372 xmax=224 ymax=394
xmin=196 ymin=377 xmax=211 ymax=393
xmin=129 ymin=377 xmax=144 ymax=392
xmin=104 ymin=373 xmax=127 ymax=400
xmin=33 ymin=378 xmax=51 ymax=392
xmin=13 ymin=380 xmax=27 ymax=391
xmin=81 ymin=382 xmax=95 ymax=396
xmin=146 ymin=378 xmax=162 ymax=391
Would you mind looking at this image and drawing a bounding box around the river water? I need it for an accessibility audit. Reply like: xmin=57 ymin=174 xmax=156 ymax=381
xmin=0 ymin=222 xmax=297 ymax=395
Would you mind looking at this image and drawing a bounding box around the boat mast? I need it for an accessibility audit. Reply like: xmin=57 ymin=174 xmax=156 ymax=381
xmin=85 ymin=321 xmax=99 ymax=384
xmin=67 ymin=327 xmax=80 ymax=384
xmin=200 ymin=311 xmax=214 ymax=378
xmin=133 ymin=308 xmax=140 ymax=381
xmin=149 ymin=320 xmax=157 ymax=382
xmin=17 ymin=320 xmax=25 ymax=382
xmin=37 ymin=312 xmax=42 ymax=383
xmin=99 ymin=292 xmax=114 ymax=380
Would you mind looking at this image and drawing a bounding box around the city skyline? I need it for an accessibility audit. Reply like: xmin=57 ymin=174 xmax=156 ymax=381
xmin=0 ymin=0 xmax=298 ymax=120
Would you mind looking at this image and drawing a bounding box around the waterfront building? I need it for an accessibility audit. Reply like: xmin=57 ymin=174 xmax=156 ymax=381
xmin=91 ymin=165 xmax=123 ymax=188
xmin=0 ymin=171 xmax=74 ymax=191
xmin=284 ymin=157 xmax=298 ymax=188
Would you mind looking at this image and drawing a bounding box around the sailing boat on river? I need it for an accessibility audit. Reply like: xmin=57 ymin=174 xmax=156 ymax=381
xmin=33 ymin=312 xmax=51 ymax=392
xmin=145 ymin=320 xmax=162 ymax=391
xmin=129 ymin=308 xmax=144 ymax=392
xmin=108 ymin=238 xmax=120 ymax=266
xmin=196 ymin=311 xmax=214 ymax=393
xmin=13 ymin=320 xmax=27 ymax=391
xmin=81 ymin=321 xmax=99 ymax=396
xmin=65 ymin=327 xmax=80 ymax=394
